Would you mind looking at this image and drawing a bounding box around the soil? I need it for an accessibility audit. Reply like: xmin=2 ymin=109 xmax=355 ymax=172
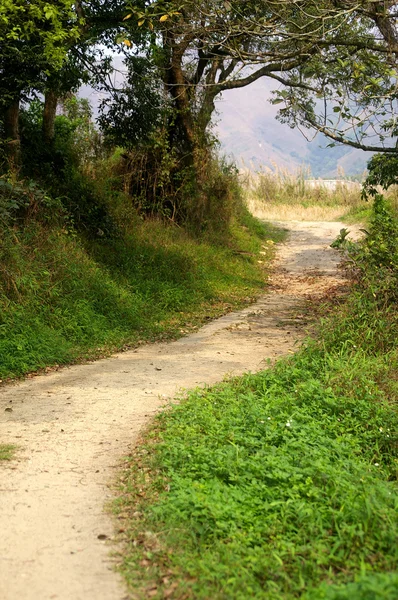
xmin=0 ymin=221 xmax=356 ymax=600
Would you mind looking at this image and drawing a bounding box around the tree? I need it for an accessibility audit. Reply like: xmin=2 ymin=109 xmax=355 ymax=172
xmin=0 ymin=0 xmax=130 ymax=168
xmin=117 ymin=1 xmax=397 ymax=163
xmin=0 ymin=1 xmax=81 ymax=167
xmin=267 ymin=1 xmax=398 ymax=154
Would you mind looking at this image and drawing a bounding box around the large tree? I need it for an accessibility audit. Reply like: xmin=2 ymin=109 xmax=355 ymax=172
xmin=0 ymin=0 xmax=129 ymax=167
xmin=119 ymin=0 xmax=397 ymax=159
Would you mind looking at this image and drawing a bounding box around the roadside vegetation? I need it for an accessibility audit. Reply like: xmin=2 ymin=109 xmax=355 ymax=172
xmin=115 ymin=193 xmax=398 ymax=600
xmin=2 ymin=1 xmax=398 ymax=591
xmin=0 ymin=100 xmax=284 ymax=381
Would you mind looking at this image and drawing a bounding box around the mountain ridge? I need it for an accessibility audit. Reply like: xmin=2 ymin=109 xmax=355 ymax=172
xmin=215 ymin=78 xmax=372 ymax=178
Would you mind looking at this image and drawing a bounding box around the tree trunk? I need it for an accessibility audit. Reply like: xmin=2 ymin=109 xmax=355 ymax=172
xmin=43 ymin=89 xmax=58 ymax=144
xmin=4 ymin=98 xmax=21 ymax=171
xmin=169 ymin=69 xmax=196 ymax=152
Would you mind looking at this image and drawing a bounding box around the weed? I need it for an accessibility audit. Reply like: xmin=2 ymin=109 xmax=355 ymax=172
xmin=0 ymin=444 xmax=16 ymax=461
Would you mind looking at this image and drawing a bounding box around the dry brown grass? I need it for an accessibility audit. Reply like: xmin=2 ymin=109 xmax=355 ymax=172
xmin=246 ymin=197 xmax=350 ymax=222
xmin=243 ymin=166 xmax=366 ymax=221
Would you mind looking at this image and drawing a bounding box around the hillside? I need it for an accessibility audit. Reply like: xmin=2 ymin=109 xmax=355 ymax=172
xmin=215 ymin=78 xmax=373 ymax=177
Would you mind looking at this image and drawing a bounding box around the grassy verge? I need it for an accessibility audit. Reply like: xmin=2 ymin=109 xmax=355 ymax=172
xmin=0 ymin=209 xmax=285 ymax=380
xmin=114 ymin=199 xmax=398 ymax=599
xmin=0 ymin=444 xmax=16 ymax=461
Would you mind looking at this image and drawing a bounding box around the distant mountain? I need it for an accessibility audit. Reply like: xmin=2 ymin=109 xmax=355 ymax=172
xmin=214 ymin=78 xmax=372 ymax=178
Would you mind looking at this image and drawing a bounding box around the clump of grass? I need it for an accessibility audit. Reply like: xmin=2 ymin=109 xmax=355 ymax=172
xmin=0 ymin=444 xmax=16 ymax=461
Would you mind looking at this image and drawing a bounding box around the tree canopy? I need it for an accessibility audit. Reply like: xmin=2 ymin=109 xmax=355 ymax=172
xmin=1 ymin=0 xmax=397 ymax=174
xmin=108 ymin=0 xmax=397 ymax=158
xmin=0 ymin=0 xmax=80 ymax=107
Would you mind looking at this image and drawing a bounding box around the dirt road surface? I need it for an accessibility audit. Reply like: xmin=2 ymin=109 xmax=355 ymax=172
xmin=0 ymin=221 xmax=354 ymax=600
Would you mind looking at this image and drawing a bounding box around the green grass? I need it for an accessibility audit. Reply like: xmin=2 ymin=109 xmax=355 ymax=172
xmin=0 ymin=212 xmax=285 ymax=379
xmin=116 ymin=346 xmax=398 ymax=599
xmin=0 ymin=444 xmax=16 ymax=461
xmin=114 ymin=200 xmax=398 ymax=600
xmin=338 ymin=204 xmax=372 ymax=225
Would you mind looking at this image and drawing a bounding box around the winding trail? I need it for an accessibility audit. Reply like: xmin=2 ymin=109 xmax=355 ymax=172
xmin=1 ymin=221 xmax=354 ymax=600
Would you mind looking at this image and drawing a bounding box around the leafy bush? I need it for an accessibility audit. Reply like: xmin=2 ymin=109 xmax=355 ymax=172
xmin=0 ymin=177 xmax=62 ymax=225
xmin=19 ymin=97 xmax=115 ymax=237
xmin=98 ymin=56 xmax=165 ymax=149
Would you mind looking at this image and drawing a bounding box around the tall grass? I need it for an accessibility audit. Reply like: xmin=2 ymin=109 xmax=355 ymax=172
xmin=249 ymin=166 xmax=363 ymax=206
xmin=245 ymin=166 xmax=398 ymax=224
xmin=244 ymin=166 xmax=367 ymax=222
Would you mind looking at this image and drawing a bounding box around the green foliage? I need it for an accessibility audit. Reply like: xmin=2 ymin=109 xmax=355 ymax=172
xmin=98 ymin=56 xmax=165 ymax=148
xmin=0 ymin=177 xmax=61 ymax=225
xmin=0 ymin=0 xmax=80 ymax=107
xmin=303 ymin=573 xmax=398 ymax=600
xmin=21 ymin=97 xmax=103 ymax=174
xmin=360 ymin=195 xmax=398 ymax=271
xmin=330 ymin=227 xmax=351 ymax=249
xmin=364 ymin=155 xmax=398 ymax=198
xmin=20 ymin=98 xmax=114 ymax=237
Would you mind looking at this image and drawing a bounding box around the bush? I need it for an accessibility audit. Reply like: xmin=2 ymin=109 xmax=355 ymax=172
xmin=19 ymin=98 xmax=115 ymax=238
xmin=0 ymin=177 xmax=62 ymax=226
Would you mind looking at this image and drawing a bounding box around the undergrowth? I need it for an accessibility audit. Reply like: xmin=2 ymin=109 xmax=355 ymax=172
xmin=115 ymin=195 xmax=398 ymax=599
xmin=0 ymin=100 xmax=287 ymax=380
xmin=0 ymin=196 xmax=284 ymax=380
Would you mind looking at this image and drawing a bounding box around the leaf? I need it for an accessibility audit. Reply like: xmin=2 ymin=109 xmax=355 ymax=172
xmin=271 ymin=99 xmax=284 ymax=105
xmin=333 ymin=106 xmax=341 ymax=113
xmin=123 ymin=14 xmax=132 ymax=21
xmin=138 ymin=19 xmax=145 ymax=26
xmin=123 ymin=39 xmax=132 ymax=47
xmin=160 ymin=15 xmax=169 ymax=22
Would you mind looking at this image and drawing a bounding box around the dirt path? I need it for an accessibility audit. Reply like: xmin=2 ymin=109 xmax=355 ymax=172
xmin=0 ymin=221 xmax=354 ymax=600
